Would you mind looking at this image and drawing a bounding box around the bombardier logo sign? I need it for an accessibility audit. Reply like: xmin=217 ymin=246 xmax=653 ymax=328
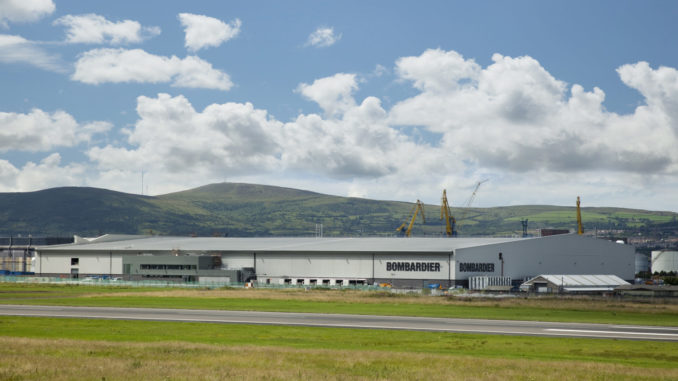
xmin=459 ymin=262 xmax=495 ymax=272
xmin=386 ymin=262 xmax=441 ymax=272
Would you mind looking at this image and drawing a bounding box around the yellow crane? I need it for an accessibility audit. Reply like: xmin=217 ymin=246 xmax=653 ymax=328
xmin=576 ymin=196 xmax=584 ymax=235
xmin=440 ymin=189 xmax=457 ymax=236
xmin=396 ymin=199 xmax=426 ymax=237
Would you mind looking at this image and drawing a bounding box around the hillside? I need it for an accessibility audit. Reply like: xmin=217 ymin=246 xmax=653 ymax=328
xmin=0 ymin=182 xmax=676 ymax=239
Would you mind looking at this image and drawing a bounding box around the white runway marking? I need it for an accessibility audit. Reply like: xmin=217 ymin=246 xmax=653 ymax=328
xmin=546 ymin=328 xmax=678 ymax=337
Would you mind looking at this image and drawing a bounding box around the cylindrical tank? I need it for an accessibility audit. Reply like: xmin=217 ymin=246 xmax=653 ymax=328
xmin=635 ymin=253 xmax=650 ymax=273
xmin=651 ymin=250 xmax=678 ymax=273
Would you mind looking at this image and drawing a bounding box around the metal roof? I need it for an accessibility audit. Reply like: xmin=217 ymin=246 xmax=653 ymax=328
xmin=38 ymin=235 xmax=525 ymax=253
xmin=522 ymin=274 xmax=629 ymax=287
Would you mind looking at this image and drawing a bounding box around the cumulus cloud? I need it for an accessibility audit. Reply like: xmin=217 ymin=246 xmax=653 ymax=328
xmin=71 ymin=48 xmax=233 ymax=90
xmin=178 ymin=13 xmax=241 ymax=51
xmin=0 ymin=34 xmax=65 ymax=72
xmin=86 ymin=86 xmax=435 ymax=190
xmin=296 ymin=73 xmax=358 ymax=117
xmin=88 ymin=93 xmax=282 ymax=177
xmin=395 ymin=49 xmax=481 ymax=93
xmin=0 ymin=108 xmax=111 ymax=152
xmin=0 ymin=154 xmax=87 ymax=192
xmin=0 ymin=0 xmax=54 ymax=27
xmin=389 ymin=49 xmax=678 ymax=176
xmin=53 ymin=14 xmax=161 ymax=44
xmin=280 ymin=96 xmax=431 ymax=179
xmin=306 ymin=27 xmax=341 ymax=47
xmin=617 ymin=61 xmax=678 ymax=136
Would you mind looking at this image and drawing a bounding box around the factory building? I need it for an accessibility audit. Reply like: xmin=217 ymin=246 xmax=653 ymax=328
xmin=31 ymin=233 xmax=635 ymax=287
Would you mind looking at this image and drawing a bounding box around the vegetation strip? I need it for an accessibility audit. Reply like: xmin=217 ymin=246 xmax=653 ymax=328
xmin=1 ymin=283 xmax=677 ymax=326
xmin=2 ymin=336 xmax=676 ymax=381
xmin=1 ymin=316 xmax=677 ymax=368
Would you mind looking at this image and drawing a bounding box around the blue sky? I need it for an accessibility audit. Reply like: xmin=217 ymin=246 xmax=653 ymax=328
xmin=1 ymin=0 xmax=678 ymax=212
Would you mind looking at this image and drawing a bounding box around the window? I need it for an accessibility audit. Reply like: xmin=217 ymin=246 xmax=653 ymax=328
xmin=71 ymin=258 xmax=79 ymax=266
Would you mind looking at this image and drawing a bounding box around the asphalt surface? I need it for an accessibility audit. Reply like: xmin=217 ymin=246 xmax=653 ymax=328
xmin=1 ymin=304 xmax=677 ymax=341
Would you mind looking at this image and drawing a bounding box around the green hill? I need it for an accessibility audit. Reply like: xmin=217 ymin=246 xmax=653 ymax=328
xmin=0 ymin=182 xmax=676 ymax=238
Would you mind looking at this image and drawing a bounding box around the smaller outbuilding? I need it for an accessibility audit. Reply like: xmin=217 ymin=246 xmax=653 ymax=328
xmin=520 ymin=274 xmax=630 ymax=293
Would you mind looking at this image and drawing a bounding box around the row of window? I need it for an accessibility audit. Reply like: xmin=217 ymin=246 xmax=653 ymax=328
xmin=281 ymin=279 xmax=366 ymax=286
xmin=139 ymin=264 xmax=197 ymax=270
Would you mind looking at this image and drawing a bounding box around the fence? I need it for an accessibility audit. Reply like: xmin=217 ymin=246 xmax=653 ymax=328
xmin=468 ymin=276 xmax=512 ymax=290
xmin=0 ymin=275 xmax=381 ymax=290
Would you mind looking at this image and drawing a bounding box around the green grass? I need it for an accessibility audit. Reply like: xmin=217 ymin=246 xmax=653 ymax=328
xmin=6 ymin=295 xmax=678 ymax=326
xmin=2 ymin=285 xmax=678 ymax=380
xmin=2 ymin=283 xmax=678 ymax=326
xmin=1 ymin=316 xmax=676 ymax=368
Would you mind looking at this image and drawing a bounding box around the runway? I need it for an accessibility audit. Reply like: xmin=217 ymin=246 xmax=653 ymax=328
xmin=1 ymin=304 xmax=677 ymax=341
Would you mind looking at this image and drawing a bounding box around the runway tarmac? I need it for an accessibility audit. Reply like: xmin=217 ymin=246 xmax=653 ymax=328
xmin=2 ymin=304 xmax=677 ymax=341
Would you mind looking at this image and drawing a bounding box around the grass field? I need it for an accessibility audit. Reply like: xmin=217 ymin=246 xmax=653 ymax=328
xmin=2 ymin=283 xmax=677 ymax=326
xmin=2 ymin=283 xmax=677 ymax=379
xmin=1 ymin=316 xmax=677 ymax=380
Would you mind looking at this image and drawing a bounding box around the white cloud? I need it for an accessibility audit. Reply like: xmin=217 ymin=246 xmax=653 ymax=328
xmin=53 ymin=14 xmax=161 ymax=44
xmin=0 ymin=154 xmax=86 ymax=192
xmin=72 ymin=48 xmax=233 ymax=90
xmin=395 ymin=48 xmax=481 ymax=93
xmin=86 ymin=88 xmax=436 ymax=192
xmin=0 ymin=0 xmax=54 ymax=27
xmin=296 ymin=73 xmax=358 ymax=117
xmin=178 ymin=13 xmax=241 ymax=51
xmin=0 ymin=108 xmax=111 ymax=152
xmin=306 ymin=27 xmax=341 ymax=48
xmin=0 ymin=34 xmax=65 ymax=72
xmin=88 ymin=93 xmax=282 ymax=179
xmin=617 ymin=61 xmax=678 ymax=136
xmin=389 ymin=49 xmax=678 ymax=177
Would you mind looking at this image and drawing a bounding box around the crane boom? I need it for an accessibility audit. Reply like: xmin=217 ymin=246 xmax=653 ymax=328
xmin=457 ymin=179 xmax=488 ymax=232
xmin=440 ymin=189 xmax=457 ymax=236
xmin=396 ymin=199 xmax=426 ymax=237
xmin=576 ymin=196 xmax=584 ymax=235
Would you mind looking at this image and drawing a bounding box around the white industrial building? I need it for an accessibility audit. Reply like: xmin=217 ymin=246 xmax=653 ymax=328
xmin=520 ymin=274 xmax=629 ymax=293
xmin=31 ymin=233 xmax=635 ymax=287
xmin=651 ymin=250 xmax=678 ymax=274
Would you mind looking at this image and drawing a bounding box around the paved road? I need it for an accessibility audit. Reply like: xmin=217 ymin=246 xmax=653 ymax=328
xmin=1 ymin=304 xmax=677 ymax=341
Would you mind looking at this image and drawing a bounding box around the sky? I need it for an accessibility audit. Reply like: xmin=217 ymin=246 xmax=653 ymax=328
xmin=1 ymin=0 xmax=678 ymax=212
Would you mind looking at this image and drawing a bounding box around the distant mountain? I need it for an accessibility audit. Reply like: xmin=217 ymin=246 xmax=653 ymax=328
xmin=0 ymin=182 xmax=676 ymax=239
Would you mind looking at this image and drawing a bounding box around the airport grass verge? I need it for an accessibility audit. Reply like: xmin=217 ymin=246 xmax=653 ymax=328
xmin=2 ymin=283 xmax=677 ymax=326
xmin=0 ymin=316 xmax=677 ymax=380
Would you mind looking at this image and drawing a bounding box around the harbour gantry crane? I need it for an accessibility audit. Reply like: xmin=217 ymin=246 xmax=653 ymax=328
xmin=396 ymin=199 xmax=426 ymax=237
xmin=457 ymin=179 xmax=488 ymax=232
xmin=440 ymin=189 xmax=457 ymax=237
xmin=576 ymin=196 xmax=584 ymax=235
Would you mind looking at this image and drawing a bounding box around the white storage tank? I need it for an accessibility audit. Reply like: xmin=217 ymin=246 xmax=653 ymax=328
xmin=651 ymin=250 xmax=678 ymax=273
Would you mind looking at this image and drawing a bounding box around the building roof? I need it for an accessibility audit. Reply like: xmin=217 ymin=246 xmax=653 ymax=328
xmin=38 ymin=235 xmax=526 ymax=253
xmin=521 ymin=274 xmax=630 ymax=288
